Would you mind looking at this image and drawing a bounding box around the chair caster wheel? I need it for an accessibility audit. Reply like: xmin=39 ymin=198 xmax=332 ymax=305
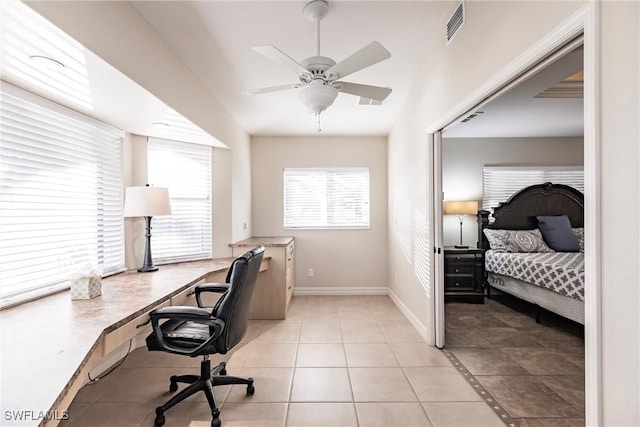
xmin=154 ymin=415 xmax=165 ymax=427
xmin=246 ymin=384 xmax=255 ymax=395
xmin=169 ymin=376 xmax=178 ymax=392
xmin=211 ymin=417 xmax=222 ymax=427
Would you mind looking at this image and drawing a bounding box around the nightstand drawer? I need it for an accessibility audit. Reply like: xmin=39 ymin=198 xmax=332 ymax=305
xmin=445 ymin=275 xmax=475 ymax=291
xmin=445 ymin=264 xmax=474 ymax=275
xmin=445 ymin=253 xmax=478 ymax=263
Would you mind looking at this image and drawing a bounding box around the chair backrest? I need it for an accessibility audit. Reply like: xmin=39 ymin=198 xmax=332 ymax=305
xmin=213 ymin=246 xmax=264 ymax=353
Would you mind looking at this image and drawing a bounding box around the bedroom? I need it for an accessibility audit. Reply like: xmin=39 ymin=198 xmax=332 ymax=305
xmin=439 ymin=44 xmax=586 ymax=423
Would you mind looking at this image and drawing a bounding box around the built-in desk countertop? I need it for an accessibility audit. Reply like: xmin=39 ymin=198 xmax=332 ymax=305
xmin=0 ymin=257 xmax=267 ymax=426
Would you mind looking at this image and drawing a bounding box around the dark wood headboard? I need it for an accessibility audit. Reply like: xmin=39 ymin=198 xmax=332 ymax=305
xmin=478 ymin=182 xmax=584 ymax=249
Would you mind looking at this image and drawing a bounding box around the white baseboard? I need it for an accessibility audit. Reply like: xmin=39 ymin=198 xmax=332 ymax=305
xmin=387 ymin=288 xmax=430 ymax=343
xmin=293 ymin=286 xmax=388 ymax=296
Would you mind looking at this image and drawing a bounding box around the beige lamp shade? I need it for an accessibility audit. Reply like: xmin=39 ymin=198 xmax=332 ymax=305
xmin=123 ymin=186 xmax=172 ymax=217
xmin=443 ymin=200 xmax=478 ymax=215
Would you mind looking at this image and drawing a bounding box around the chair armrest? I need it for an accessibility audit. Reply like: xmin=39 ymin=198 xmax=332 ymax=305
xmin=149 ymin=306 xmax=225 ymax=356
xmin=194 ymin=283 xmax=229 ymax=308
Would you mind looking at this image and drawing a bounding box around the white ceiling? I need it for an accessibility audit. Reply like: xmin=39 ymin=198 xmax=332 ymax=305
xmin=3 ymin=0 xmax=584 ymax=140
xmin=0 ymin=0 xmax=224 ymax=147
xmin=131 ymin=1 xmax=444 ymax=136
xmin=444 ymin=47 xmax=584 ymax=138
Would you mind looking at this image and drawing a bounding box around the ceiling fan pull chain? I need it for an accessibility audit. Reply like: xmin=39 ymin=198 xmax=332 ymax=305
xmin=316 ymin=112 xmax=322 ymax=133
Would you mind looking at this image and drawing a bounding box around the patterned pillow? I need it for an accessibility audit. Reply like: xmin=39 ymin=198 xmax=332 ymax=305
xmin=573 ymin=228 xmax=585 ymax=252
xmin=483 ymin=228 xmax=554 ymax=253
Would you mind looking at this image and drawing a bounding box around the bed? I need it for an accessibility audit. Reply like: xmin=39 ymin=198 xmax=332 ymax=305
xmin=478 ymin=182 xmax=585 ymax=324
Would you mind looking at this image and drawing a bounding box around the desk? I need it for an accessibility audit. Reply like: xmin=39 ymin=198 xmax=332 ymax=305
xmin=230 ymin=237 xmax=294 ymax=319
xmin=0 ymin=257 xmax=268 ymax=427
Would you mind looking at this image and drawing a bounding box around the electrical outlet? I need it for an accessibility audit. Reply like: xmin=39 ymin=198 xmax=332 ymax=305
xmin=307 ymin=268 xmax=314 ymax=277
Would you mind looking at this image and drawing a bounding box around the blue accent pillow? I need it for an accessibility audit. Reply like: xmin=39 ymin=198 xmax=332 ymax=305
xmin=536 ymin=215 xmax=580 ymax=252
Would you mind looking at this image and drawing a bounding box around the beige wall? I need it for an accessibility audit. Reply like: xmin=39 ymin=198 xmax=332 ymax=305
xmin=251 ymin=135 xmax=388 ymax=290
xmin=389 ymin=1 xmax=639 ymax=423
xmin=442 ymin=137 xmax=584 ymax=247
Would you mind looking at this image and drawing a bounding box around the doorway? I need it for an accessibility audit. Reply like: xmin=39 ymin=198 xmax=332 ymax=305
xmin=428 ymin=6 xmax=600 ymax=424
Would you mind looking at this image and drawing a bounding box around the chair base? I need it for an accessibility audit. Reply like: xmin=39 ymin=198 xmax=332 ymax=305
xmin=154 ymin=358 xmax=254 ymax=427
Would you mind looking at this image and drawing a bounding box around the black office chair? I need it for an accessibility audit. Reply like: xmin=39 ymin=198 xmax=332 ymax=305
xmin=145 ymin=246 xmax=265 ymax=427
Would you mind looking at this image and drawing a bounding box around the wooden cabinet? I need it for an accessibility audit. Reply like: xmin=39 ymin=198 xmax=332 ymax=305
xmin=231 ymin=237 xmax=295 ymax=319
xmin=444 ymin=247 xmax=485 ymax=303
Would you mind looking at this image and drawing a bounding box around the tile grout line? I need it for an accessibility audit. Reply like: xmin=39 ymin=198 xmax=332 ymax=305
xmin=442 ymin=348 xmax=518 ymax=427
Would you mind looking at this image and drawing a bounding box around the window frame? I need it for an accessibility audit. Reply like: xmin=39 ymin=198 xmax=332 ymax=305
xmin=0 ymin=83 xmax=125 ymax=308
xmin=283 ymin=167 xmax=371 ymax=230
xmin=147 ymin=137 xmax=213 ymax=264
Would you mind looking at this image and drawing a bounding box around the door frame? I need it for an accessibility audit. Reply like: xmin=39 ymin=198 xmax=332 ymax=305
xmin=425 ymin=3 xmax=601 ymax=425
xmin=432 ymin=132 xmax=445 ymax=349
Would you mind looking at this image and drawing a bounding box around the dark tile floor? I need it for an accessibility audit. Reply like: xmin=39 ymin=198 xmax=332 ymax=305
xmin=445 ymin=294 xmax=585 ymax=427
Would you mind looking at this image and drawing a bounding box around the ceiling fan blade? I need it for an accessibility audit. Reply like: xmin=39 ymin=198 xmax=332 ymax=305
xmin=326 ymin=41 xmax=391 ymax=80
xmin=242 ymin=84 xmax=302 ymax=95
xmin=252 ymin=45 xmax=310 ymax=76
xmin=337 ymin=82 xmax=392 ymax=102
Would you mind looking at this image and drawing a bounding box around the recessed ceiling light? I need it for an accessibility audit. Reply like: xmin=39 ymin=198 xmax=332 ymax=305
xmin=152 ymin=122 xmax=170 ymax=128
xmin=29 ymin=55 xmax=65 ymax=70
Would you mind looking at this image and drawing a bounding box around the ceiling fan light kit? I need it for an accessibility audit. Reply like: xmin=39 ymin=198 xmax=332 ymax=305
xmin=298 ymin=81 xmax=339 ymax=114
xmin=244 ymin=0 xmax=392 ymax=131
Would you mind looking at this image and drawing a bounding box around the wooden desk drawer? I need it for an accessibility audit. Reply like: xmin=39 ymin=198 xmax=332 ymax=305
xmin=171 ymin=280 xmax=205 ymax=306
xmin=286 ymin=270 xmax=294 ymax=300
xmin=103 ymin=300 xmax=170 ymax=354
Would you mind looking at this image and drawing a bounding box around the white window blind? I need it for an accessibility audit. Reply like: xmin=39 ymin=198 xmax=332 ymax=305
xmin=284 ymin=168 xmax=370 ymax=229
xmin=482 ymin=166 xmax=584 ymax=216
xmin=147 ymin=138 xmax=212 ymax=263
xmin=0 ymin=86 xmax=125 ymax=307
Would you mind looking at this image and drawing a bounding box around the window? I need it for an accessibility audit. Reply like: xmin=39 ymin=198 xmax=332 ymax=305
xmin=147 ymin=138 xmax=212 ymax=263
xmin=0 ymin=85 xmax=125 ymax=307
xmin=482 ymin=166 xmax=584 ymax=217
xmin=284 ymin=168 xmax=370 ymax=229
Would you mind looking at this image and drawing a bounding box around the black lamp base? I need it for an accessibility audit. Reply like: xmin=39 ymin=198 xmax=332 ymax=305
xmin=138 ymin=216 xmax=159 ymax=273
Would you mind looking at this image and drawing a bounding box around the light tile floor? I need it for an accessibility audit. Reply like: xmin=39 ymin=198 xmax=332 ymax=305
xmin=60 ymin=296 xmax=506 ymax=427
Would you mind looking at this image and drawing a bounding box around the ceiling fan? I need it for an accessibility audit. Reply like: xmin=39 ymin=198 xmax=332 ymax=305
xmin=243 ymin=0 xmax=392 ymax=131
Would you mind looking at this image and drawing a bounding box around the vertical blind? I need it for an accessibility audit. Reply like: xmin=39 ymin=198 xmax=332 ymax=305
xmin=482 ymin=166 xmax=584 ymax=216
xmin=147 ymin=138 xmax=212 ymax=263
xmin=0 ymin=86 xmax=125 ymax=307
xmin=284 ymin=168 xmax=370 ymax=229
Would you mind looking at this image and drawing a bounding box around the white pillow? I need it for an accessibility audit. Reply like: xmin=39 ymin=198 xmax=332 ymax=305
xmin=484 ymin=228 xmax=554 ymax=253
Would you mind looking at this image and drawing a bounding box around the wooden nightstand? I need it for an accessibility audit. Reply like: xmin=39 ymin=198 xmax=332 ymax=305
xmin=444 ymin=247 xmax=485 ymax=303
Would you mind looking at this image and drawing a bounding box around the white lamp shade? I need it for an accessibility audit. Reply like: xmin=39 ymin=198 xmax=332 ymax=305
xmin=123 ymin=186 xmax=172 ymax=217
xmin=443 ymin=200 xmax=478 ymax=215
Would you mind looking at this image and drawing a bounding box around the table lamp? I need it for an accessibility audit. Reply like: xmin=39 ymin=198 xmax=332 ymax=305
xmin=443 ymin=200 xmax=478 ymax=249
xmin=124 ymin=185 xmax=172 ymax=272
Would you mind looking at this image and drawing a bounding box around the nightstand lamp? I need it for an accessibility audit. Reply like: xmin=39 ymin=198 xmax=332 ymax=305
xmin=124 ymin=185 xmax=172 ymax=272
xmin=443 ymin=200 xmax=478 ymax=249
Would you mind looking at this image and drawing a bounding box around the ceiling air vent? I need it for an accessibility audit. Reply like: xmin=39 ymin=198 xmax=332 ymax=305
xmin=358 ymin=97 xmax=383 ymax=106
xmin=446 ymin=2 xmax=465 ymax=45
xmin=461 ymin=111 xmax=483 ymax=123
